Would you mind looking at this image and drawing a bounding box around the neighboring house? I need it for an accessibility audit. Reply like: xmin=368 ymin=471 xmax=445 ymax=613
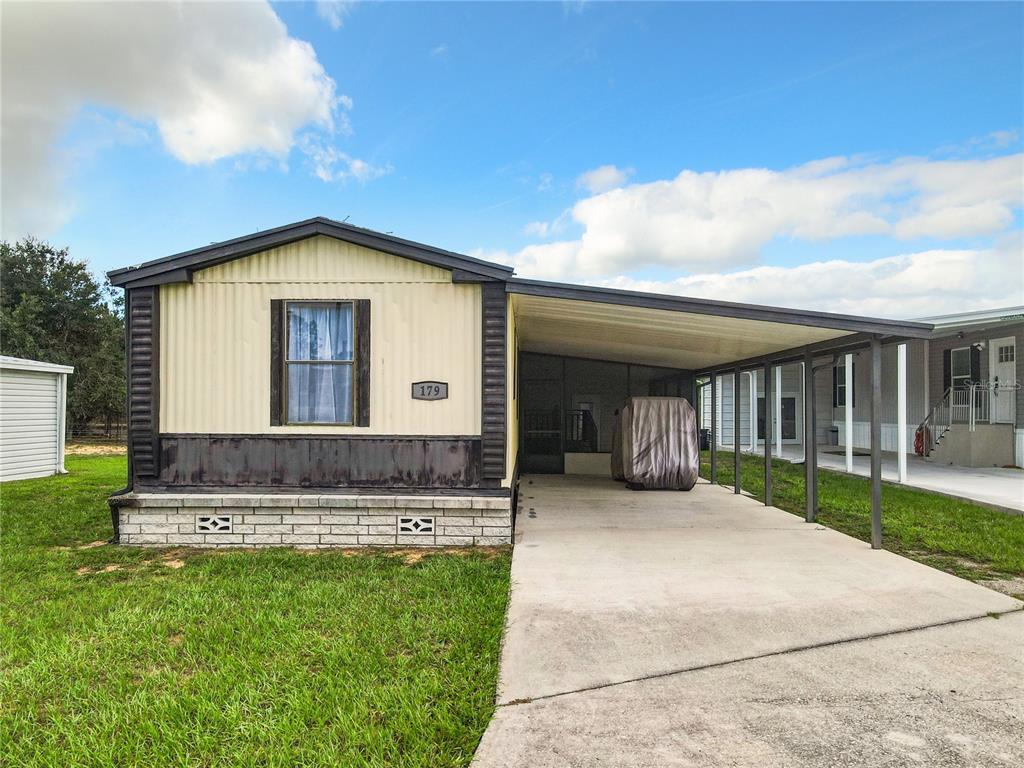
xmin=701 ymin=307 xmax=1024 ymax=469
xmin=0 ymin=356 xmax=74 ymax=481
xmin=105 ymin=217 xmax=931 ymax=548
xmin=910 ymin=307 xmax=1023 ymax=468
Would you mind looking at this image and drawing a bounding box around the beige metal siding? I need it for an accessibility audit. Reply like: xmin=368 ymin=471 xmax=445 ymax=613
xmin=0 ymin=370 xmax=59 ymax=481
xmin=160 ymin=236 xmax=482 ymax=435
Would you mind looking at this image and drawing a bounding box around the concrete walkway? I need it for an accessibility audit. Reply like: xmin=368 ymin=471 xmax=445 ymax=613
xmin=474 ymin=475 xmax=1024 ymax=767
xmin=745 ymin=444 xmax=1023 ymax=513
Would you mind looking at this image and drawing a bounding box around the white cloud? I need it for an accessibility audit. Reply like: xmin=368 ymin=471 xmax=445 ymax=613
xmin=0 ymin=1 xmax=370 ymax=237
xmin=576 ymin=164 xmax=634 ymax=194
xmin=537 ymin=172 xmax=554 ymax=192
xmin=503 ymin=153 xmax=1023 ymax=279
xmin=299 ymin=137 xmax=392 ymax=183
xmin=522 ymin=209 xmax=572 ymax=239
xmin=431 ymin=44 xmax=450 ymax=59
xmin=523 ymin=221 xmax=554 ymax=238
xmin=316 ymin=1 xmax=355 ymax=30
xmin=938 ymin=129 xmax=1021 ymax=156
xmin=597 ymin=236 xmax=1023 ymax=319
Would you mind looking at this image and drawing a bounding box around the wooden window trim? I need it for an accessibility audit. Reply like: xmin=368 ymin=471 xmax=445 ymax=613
xmin=281 ymin=300 xmax=359 ymax=427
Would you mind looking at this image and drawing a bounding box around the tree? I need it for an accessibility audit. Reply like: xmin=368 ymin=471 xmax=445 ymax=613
xmin=0 ymin=238 xmax=125 ymax=435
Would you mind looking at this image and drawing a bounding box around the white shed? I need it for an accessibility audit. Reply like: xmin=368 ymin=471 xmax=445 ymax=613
xmin=0 ymin=356 xmax=74 ymax=481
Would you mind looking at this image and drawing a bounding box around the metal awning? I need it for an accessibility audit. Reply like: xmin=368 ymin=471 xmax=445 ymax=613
xmin=507 ymin=279 xmax=933 ymax=371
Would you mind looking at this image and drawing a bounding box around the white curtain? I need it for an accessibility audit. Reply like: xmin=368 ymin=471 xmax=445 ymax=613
xmin=287 ymin=304 xmax=353 ymax=423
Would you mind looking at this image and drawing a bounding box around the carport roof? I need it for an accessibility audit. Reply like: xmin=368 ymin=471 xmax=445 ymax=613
xmin=507 ymin=278 xmax=933 ymax=371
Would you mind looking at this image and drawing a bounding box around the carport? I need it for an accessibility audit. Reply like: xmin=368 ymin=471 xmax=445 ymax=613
xmin=506 ymin=278 xmax=934 ymax=547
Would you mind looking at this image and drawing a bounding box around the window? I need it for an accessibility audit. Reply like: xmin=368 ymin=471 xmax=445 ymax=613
xmin=832 ymin=360 xmax=855 ymax=408
xmin=950 ymin=347 xmax=971 ymax=389
xmin=757 ymin=397 xmax=797 ymax=440
xmin=286 ymin=301 xmax=355 ymax=424
xmin=998 ymin=345 xmax=1015 ymax=363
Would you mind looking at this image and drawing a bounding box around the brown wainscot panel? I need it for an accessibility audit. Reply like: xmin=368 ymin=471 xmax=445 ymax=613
xmin=155 ymin=435 xmax=483 ymax=489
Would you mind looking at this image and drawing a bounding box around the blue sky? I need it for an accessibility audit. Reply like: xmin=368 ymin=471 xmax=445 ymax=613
xmin=2 ymin=1 xmax=1022 ymax=316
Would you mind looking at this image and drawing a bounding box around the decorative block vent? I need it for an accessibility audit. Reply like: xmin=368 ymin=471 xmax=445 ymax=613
xmin=196 ymin=515 xmax=233 ymax=533
xmin=398 ymin=516 xmax=434 ymax=534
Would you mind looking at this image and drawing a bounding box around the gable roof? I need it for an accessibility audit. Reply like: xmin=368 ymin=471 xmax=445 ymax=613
xmin=107 ymin=216 xmax=515 ymax=288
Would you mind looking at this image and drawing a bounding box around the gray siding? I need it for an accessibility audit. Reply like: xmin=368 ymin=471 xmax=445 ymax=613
xmin=704 ymin=363 xmax=804 ymax=446
xmin=928 ymin=324 xmax=1023 ymax=427
xmin=826 ymin=340 xmax=928 ymax=429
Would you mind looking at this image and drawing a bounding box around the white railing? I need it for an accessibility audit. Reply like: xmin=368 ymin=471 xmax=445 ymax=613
xmin=918 ymin=384 xmax=993 ymax=454
xmin=965 ymin=384 xmax=990 ymax=431
xmin=951 ymin=384 xmax=991 ymax=431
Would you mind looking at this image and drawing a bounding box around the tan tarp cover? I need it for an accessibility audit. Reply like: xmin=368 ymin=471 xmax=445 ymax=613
xmin=614 ymin=397 xmax=699 ymax=490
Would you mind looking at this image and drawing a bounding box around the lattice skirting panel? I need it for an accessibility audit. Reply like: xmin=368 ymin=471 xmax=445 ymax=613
xmin=110 ymin=493 xmax=512 ymax=547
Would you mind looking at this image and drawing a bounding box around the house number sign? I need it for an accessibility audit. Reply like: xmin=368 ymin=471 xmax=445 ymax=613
xmin=412 ymin=381 xmax=448 ymax=400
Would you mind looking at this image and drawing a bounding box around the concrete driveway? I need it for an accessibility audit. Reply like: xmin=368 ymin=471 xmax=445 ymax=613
xmin=474 ymin=475 xmax=1024 ymax=767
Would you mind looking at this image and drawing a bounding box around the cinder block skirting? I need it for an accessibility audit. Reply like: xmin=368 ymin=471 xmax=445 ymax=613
xmin=109 ymin=493 xmax=512 ymax=547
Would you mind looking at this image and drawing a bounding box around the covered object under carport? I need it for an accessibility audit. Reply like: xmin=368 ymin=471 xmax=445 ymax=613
xmin=505 ymin=278 xmax=933 ymax=548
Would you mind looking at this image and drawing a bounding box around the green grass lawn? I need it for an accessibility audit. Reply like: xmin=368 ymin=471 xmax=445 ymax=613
xmin=0 ymin=455 xmax=512 ymax=768
xmin=701 ymin=450 xmax=1024 ymax=589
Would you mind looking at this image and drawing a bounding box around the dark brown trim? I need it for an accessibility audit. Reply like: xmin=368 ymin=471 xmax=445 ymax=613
xmin=507 ymin=278 xmax=933 ymax=338
xmin=451 ymin=269 xmax=501 ymax=283
xmin=481 ymin=282 xmax=507 ymax=479
xmin=127 ymin=286 xmax=160 ymax=482
xmin=154 ymin=434 xmax=484 ymax=489
xmin=124 ymin=291 xmax=133 ymax=489
xmin=160 ymin=432 xmax=483 ymax=440
xmin=270 ymin=299 xmax=283 ymax=426
xmin=108 ymin=217 xmax=513 ymax=287
xmin=274 ymin=299 xmax=369 ymax=427
xmin=119 ymin=485 xmax=511 ymax=498
xmin=356 ymin=299 xmax=371 ymax=427
xmin=115 ymin=267 xmax=191 ymax=290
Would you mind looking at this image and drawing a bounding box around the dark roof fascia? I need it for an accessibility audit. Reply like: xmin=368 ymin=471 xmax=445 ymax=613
xmin=694 ymin=332 xmax=925 ymax=377
xmin=928 ymin=316 xmax=1024 ymax=341
xmin=107 ymin=217 xmax=514 ymax=288
xmin=117 ymin=267 xmax=192 ymax=291
xmin=506 ymin=277 xmax=934 ymax=339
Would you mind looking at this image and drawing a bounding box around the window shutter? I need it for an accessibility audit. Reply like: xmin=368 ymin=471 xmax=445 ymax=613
xmin=480 ymin=283 xmax=507 ymax=480
xmin=128 ymin=287 xmax=159 ymax=481
xmin=969 ymin=346 xmax=981 ymax=384
xmin=832 ymin=364 xmax=839 ymax=408
xmin=270 ymin=300 xmax=283 ymax=426
xmin=355 ymin=299 xmax=371 ymax=427
xmin=942 ymin=349 xmax=951 ymax=391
